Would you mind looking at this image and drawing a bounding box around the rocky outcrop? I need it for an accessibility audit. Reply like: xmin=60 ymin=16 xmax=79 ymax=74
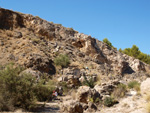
xmin=0 ymin=8 xmax=150 ymax=76
xmin=0 ymin=8 xmax=24 ymax=29
xmin=76 ymin=86 xmax=102 ymax=104
xmin=20 ymin=68 xmax=42 ymax=81
xmin=24 ymin=54 xmax=56 ymax=74
xmin=94 ymin=80 xmax=120 ymax=99
xmin=77 ymin=86 xmax=90 ymax=104
xmin=140 ymin=78 xmax=150 ymax=95
xmin=61 ymin=101 xmax=83 ymax=113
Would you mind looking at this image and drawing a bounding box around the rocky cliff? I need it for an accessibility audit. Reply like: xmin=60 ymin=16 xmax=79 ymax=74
xmin=0 ymin=8 xmax=149 ymax=77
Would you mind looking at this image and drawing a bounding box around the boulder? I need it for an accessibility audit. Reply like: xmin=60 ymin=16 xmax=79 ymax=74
xmin=77 ymin=86 xmax=90 ymax=104
xmin=57 ymin=75 xmax=68 ymax=82
xmin=77 ymin=86 xmax=102 ymax=104
xmin=131 ymin=59 xmax=145 ymax=72
xmin=94 ymin=80 xmax=120 ymax=96
xmin=140 ymin=78 xmax=150 ymax=95
xmin=25 ymin=53 xmax=56 ymax=74
xmin=85 ymin=102 xmax=97 ymax=112
xmin=20 ymin=68 xmax=42 ymax=81
xmin=61 ymin=100 xmax=83 ymax=113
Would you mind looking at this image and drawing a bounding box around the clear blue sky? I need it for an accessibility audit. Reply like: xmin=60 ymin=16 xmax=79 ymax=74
xmin=1 ymin=0 xmax=150 ymax=54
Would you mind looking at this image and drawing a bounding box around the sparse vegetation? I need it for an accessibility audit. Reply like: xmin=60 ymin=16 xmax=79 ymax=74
xmin=82 ymin=76 xmax=96 ymax=88
xmin=103 ymin=38 xmax=113 ymax=48
xmin=54 ymin=54 xmax=70 ymax=68
xmin=111 ymin=83 xmax=127 ymax=99
xmin=103 ymin=97 xmax=118 ymax=107
xmin=58 ymin=81 xmax=70 ymax=94
xmin=103 ymin=38 xmax=117 ymax=50
xmin=31 ymin=37 xmax=41 ymax=43
xmin=128 ymin=80 xmax=140 ymax=92
xmin=89 ymin=97 xmax=101 ymax=104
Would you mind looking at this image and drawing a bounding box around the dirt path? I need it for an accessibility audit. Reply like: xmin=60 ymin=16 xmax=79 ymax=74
xmin=36 ymin=95 xmax=72 ymax=113
xmin=36 ymin=98 xmax=61 ymax=113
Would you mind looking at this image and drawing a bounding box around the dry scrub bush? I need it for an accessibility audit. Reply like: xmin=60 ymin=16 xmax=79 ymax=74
xmin=128 ymin=80 xmax=140 ymax=92
xmin=111 ymin=83 xmax=127 ymax=100
xmin=0 ymin=64 xmax=55 ymax=112
xmin=0 ymin=65 xmax=36 ymax=111
xmin=54 ymin=54 xmax=70 ymax=68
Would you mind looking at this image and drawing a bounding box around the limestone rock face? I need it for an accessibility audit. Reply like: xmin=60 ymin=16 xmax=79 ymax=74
xmin=72 ymin=34 xmax=107 ymax=64
xmin=140 ymin=78 xmax=150 ymax=95
xmin=0 ymin=8 xmax=150 ymax=76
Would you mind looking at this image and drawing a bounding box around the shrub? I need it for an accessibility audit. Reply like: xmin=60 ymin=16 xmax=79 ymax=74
xmin=111 ymin=84 xmax=127 ymax=99
xmin=0 ymin=64 xmax=56 ymax=111
xmin=54 ymin=54 xmax=70 ymax=68
xmin=103 ymin=97 xmax=118 ymax=107
xmin=89 ymin=97 xmax=101 ymax=103
xmin=89 ymin=97 xmax=94 ymax=103
xmin=82 ymin=76 xmax=95 ymax=88
xmin=0 ymin=63 xmax=59 ymax=112
xmin=103 ymin=38 xmax=117 ymax=50
xmin=34 ymin=84 xmax=54 ymax=101
xmin=58 ymin=81 xmax=70 ymax=94
xmin=34 ymin=79 xmax=56 ymax=101
xmin=31 ymin=38 xmax=40 ymax=43
xmin=120 ymin=45 xmax=150 ymax=65
xmin=0 ymin=65 xmax=36 ymax=111
xmin=103 ymin=38 xmax=113 ymax=48
xmin=128 ymin=80 xmax=140 ymax=91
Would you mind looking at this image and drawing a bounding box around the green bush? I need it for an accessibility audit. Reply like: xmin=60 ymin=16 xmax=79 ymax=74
xmin=34 ymin=85 xmax=54 ymax=101
xmin=111 ymin=84 xmax=127 ymax=99
xmin=82 ymin=76 xmax=95 ymax=88
xmin=0 ymin=65 xmax=36 ymax=111
xmin=103 ymin=38 xmax=113 ymax=48
xmin=34 ymin=79 xmax=55 ymax=101
xmin=0 ymin=64 xmax=56 ymax=111
xmin=89 ymin=97 xmax=101 ymax=103
xmin=103 ymin=97 xmax=118 ymax=107
xmin=120 ymin=45 xmax=150 ymax=65
xmin=54 ymin=54 xmax=70 ymax=68
xmin=128 ymin=80 xmax=140 ymax=91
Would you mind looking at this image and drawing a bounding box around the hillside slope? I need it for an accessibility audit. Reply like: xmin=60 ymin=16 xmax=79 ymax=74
xmin=1 ymin=8 xmax=150 ymax=113
xmin=0 ymin=8 xmax=150 ymax=76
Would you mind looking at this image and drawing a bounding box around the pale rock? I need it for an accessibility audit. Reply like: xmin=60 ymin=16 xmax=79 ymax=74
xmin=140 ymin=78 xmax=150 ymax=95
